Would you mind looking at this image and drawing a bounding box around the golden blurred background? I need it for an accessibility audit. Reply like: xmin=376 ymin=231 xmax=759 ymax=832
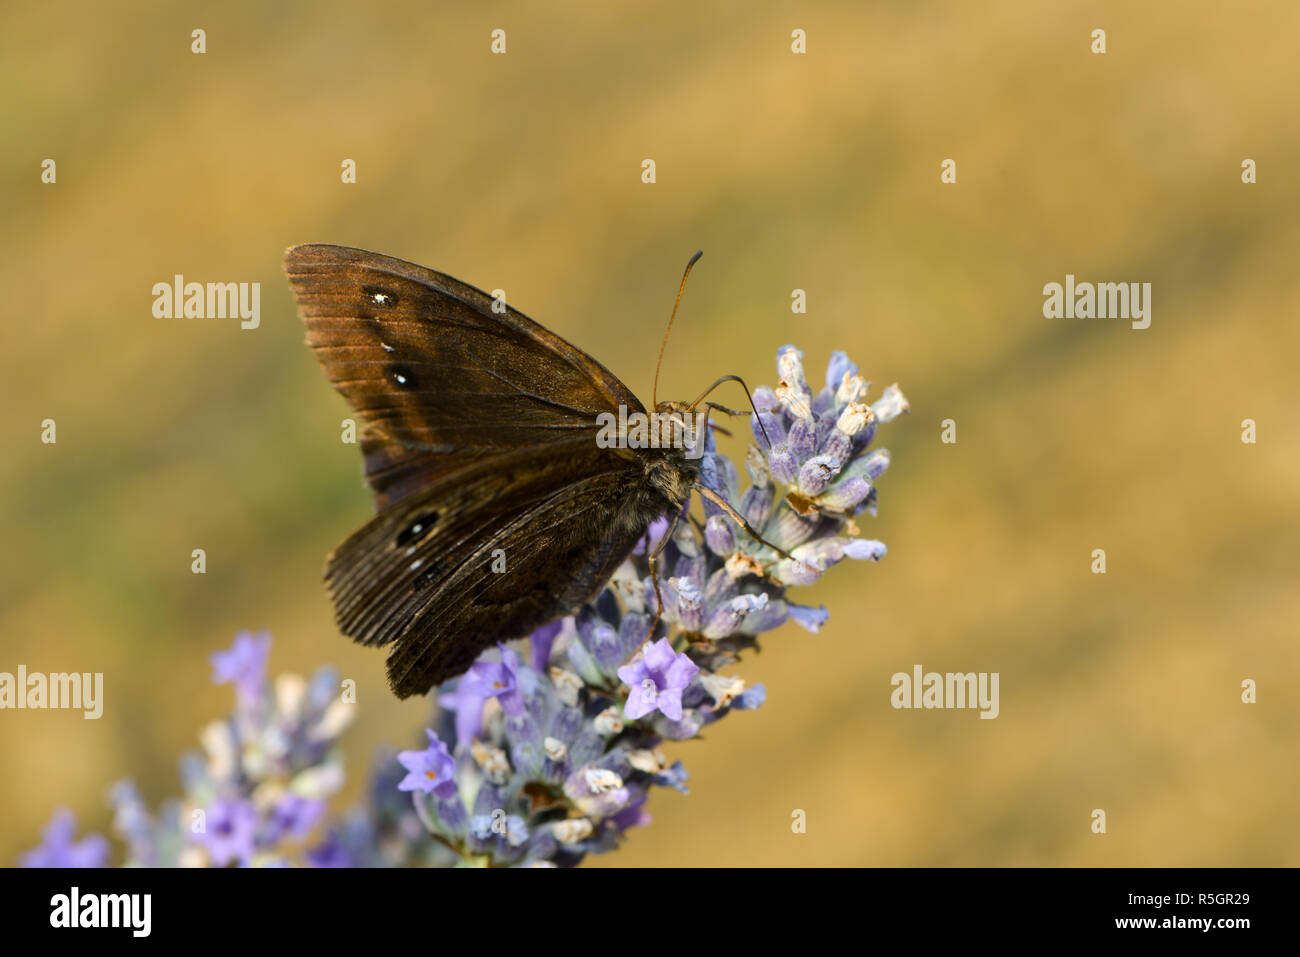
xmin=2 ymin=1 xmax=1297 ymax=866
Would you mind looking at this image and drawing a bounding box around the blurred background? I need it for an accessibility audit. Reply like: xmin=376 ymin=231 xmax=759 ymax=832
xmin=2 ymin=0 xmax=1297 ymax=866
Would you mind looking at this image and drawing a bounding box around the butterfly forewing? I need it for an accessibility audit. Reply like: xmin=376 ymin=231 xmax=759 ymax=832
xmin=285 ymin=243 xmax=643 ymax=508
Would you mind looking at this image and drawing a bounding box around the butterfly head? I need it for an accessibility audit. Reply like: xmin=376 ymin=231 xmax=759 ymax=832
xmin=652 ymin=400 xmax=709 ymax=462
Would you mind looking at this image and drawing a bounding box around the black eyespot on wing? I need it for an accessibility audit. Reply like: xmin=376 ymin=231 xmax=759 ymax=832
xmin=396 ymin=511 xmax=439 ymax=547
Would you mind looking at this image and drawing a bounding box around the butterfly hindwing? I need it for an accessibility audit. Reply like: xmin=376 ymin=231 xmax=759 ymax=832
xmin=367 ymin=448 xmax=657 ymax=697
xmin=325 ymin=438 xmax=627 ymax=642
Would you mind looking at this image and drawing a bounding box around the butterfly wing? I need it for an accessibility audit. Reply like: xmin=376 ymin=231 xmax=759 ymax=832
xmin=284 ymin=243 xmax=645 ymax=509
xmin=334 ymin=443 xmax=659 ymax=697
xmin=284 ymin=245 xmax=674 ymax=697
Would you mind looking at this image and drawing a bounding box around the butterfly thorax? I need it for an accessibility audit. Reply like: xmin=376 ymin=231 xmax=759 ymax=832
xmin=640 ymin=448 xmax=698 ymax=509
xmin=622 ymin=399 xmax=704 ymax=507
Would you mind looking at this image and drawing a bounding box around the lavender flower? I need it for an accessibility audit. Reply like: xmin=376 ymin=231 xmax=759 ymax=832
xmin=618 ymin=638 xmax=699 ymax=720
xmin=57 ymin=633 xmax=354 ymax=867
xmin=21 ymin=809 xmax=109 ymax=868
xmin=396 ymin=731 xmax=457 ymax=798
xmin=702 ymin=345 xmax=907 ymax=587
xmin=385 ymin=345 xmax=907 ymax=865
xmin=21 ymin=343 xmax=906 ymax=869
xmin=267 ymin=793 xmax=327 ymax=843
xmin=209 ymin=630 xmax=271 ymax=703
xmin=202 ymin=797 xmax=257 ymax=867
xmin=457 ymin=645 xmax=525 ymax=718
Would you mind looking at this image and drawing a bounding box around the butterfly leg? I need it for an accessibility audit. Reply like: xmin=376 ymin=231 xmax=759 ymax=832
xmin=704 ymin=401 xmax=749 ymax=417
xmin=694 ymin=484 xmax=798 ymax=563
xmin=700 ymin=403 xmax=746 ymax=439
xmin=646 ymin=507 xmax=684 ymax=637
xmin=622 ymin=506 xmax=685 ymax=668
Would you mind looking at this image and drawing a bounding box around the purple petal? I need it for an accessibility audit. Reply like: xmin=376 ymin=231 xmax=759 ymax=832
xmin=656 ymin=688 xmax=685 ymax=722
xmin=788 ymin=603 xmax=829 ymax=632
xmin=664 ymin=653 xmax=699 ymax=690
xmin=529 ymin=621 xmax=562 ymax=672
xmin=623 ymin=683 xmax=657 ymax=720
xmin=642 ymin=638 xmax=676 ymax=677
xmin=843 ymin=539 xmax=887 ymax=561
xmin=616 ymin=661 xmax=648 ymax=688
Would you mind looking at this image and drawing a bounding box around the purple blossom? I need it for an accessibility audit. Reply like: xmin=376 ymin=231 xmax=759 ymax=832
xmin=843 ymin=538 xmax=887 ymax=560
xmin=266 ymin=793 xmax=326 ymax=843
xmin=20 ymin=809 xmax=109 ymax=868
xmin=617 ymin=638 xmax=699 ymax=721
xmin=439 ymin=644 xmax=529 ymax=746
xmin=202 ymin=797 xmax=257 ymax=867
xmin=788 ymin=602 xmax=829 ymax=632
xmin=209 ymin=630 xmax=271 ymax=701
xmin=733 ymin=684 xmax=767 ymax=710
xmin=396 ymin=730 xmax=457 ymax=798
xmin=306 ymin=830 xmax=355 ymax=868
xmin=457 ymin=645 xmax=525 ymax=718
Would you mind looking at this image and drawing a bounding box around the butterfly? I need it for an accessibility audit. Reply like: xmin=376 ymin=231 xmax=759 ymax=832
xmin=284 ymin=245 xmax=776 ymax=699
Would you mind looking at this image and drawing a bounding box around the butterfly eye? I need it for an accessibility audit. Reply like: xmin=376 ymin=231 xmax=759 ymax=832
xmin=396 ymin=511 xmax=440 ymax=548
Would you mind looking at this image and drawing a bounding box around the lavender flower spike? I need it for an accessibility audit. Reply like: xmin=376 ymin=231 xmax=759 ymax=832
xmin=22 ymin=343 xmax=907 ymax=868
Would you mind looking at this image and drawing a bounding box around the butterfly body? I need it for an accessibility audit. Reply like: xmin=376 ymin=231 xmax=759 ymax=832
xmin=285 ymin=245 xmax=699 ymax=698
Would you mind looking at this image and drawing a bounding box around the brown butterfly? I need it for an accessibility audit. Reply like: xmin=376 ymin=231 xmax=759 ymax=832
xmin=284 ymin=245 xmax=780 ymax=699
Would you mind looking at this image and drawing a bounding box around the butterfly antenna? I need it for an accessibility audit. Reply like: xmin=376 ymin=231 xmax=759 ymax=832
xmin=653 ymin=250 xmax=704 ymax=409
xmin=687 ymin=374 xmax=774 ymax=449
